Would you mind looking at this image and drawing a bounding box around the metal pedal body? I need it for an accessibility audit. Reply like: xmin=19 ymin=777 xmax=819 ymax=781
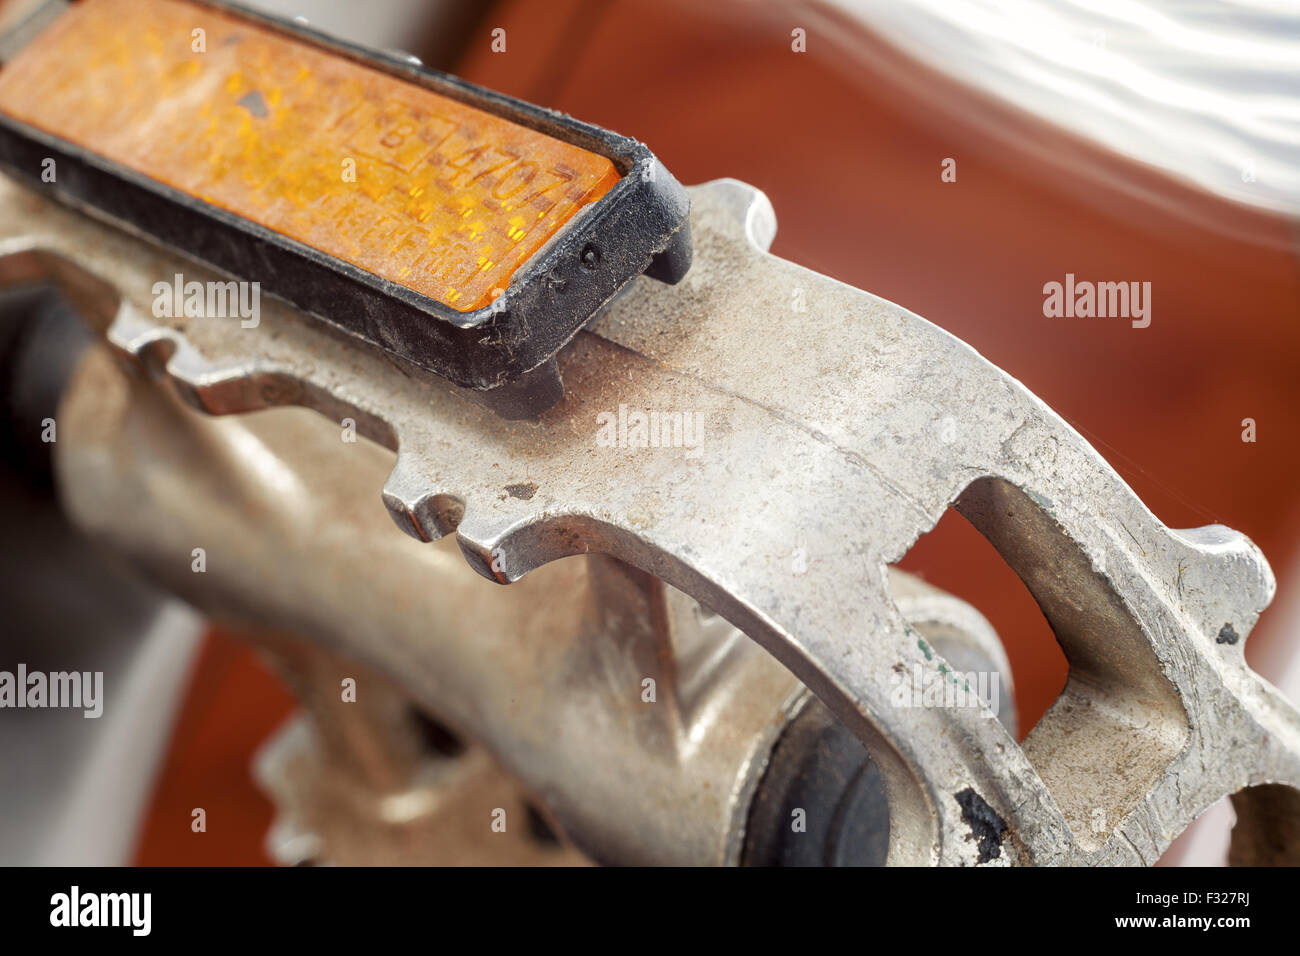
xmin=0 ymin=0 xmax=1297 ymax=867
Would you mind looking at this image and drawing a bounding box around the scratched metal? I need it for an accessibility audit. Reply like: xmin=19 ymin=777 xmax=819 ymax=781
xmin=2 ymin=173 xmax=1298 ymax=864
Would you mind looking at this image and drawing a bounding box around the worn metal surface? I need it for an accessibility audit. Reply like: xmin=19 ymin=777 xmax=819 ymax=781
xmin=249 ymin=631 xmax=591 ymax=867
xmin=38 ymin=341 xmax=1010 ymax=865
xmin=3 ymin=173 xmax=1299 ymax=864
xmin=52 ymin=345 xmax=808 ymax=865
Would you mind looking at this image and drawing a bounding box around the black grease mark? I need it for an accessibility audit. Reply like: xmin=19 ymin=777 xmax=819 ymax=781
xmin=1217 ymin=622 xmax=1239 ymax=645
xmin=237 ymin=90 xmax=269 ymax=118
xmin=955 ymin=788 xmax=1007 ymax=864
xmin=505 ymin=482 xmax=538 ymax=501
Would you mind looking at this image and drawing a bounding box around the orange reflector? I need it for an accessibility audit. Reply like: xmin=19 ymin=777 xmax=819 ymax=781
xmin=0 ymin=0 xmax=620 ymax=311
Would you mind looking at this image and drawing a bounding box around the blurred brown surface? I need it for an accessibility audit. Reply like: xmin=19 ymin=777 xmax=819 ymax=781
xmin=136 ymin=0 xmax=1300 ymax=863
xmin=133 ymin=629 xmax=294 ymax=865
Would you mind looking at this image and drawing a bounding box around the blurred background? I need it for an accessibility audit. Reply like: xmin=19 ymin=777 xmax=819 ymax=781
xmin=1 ymin=0 xmax=1297 ymax=865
